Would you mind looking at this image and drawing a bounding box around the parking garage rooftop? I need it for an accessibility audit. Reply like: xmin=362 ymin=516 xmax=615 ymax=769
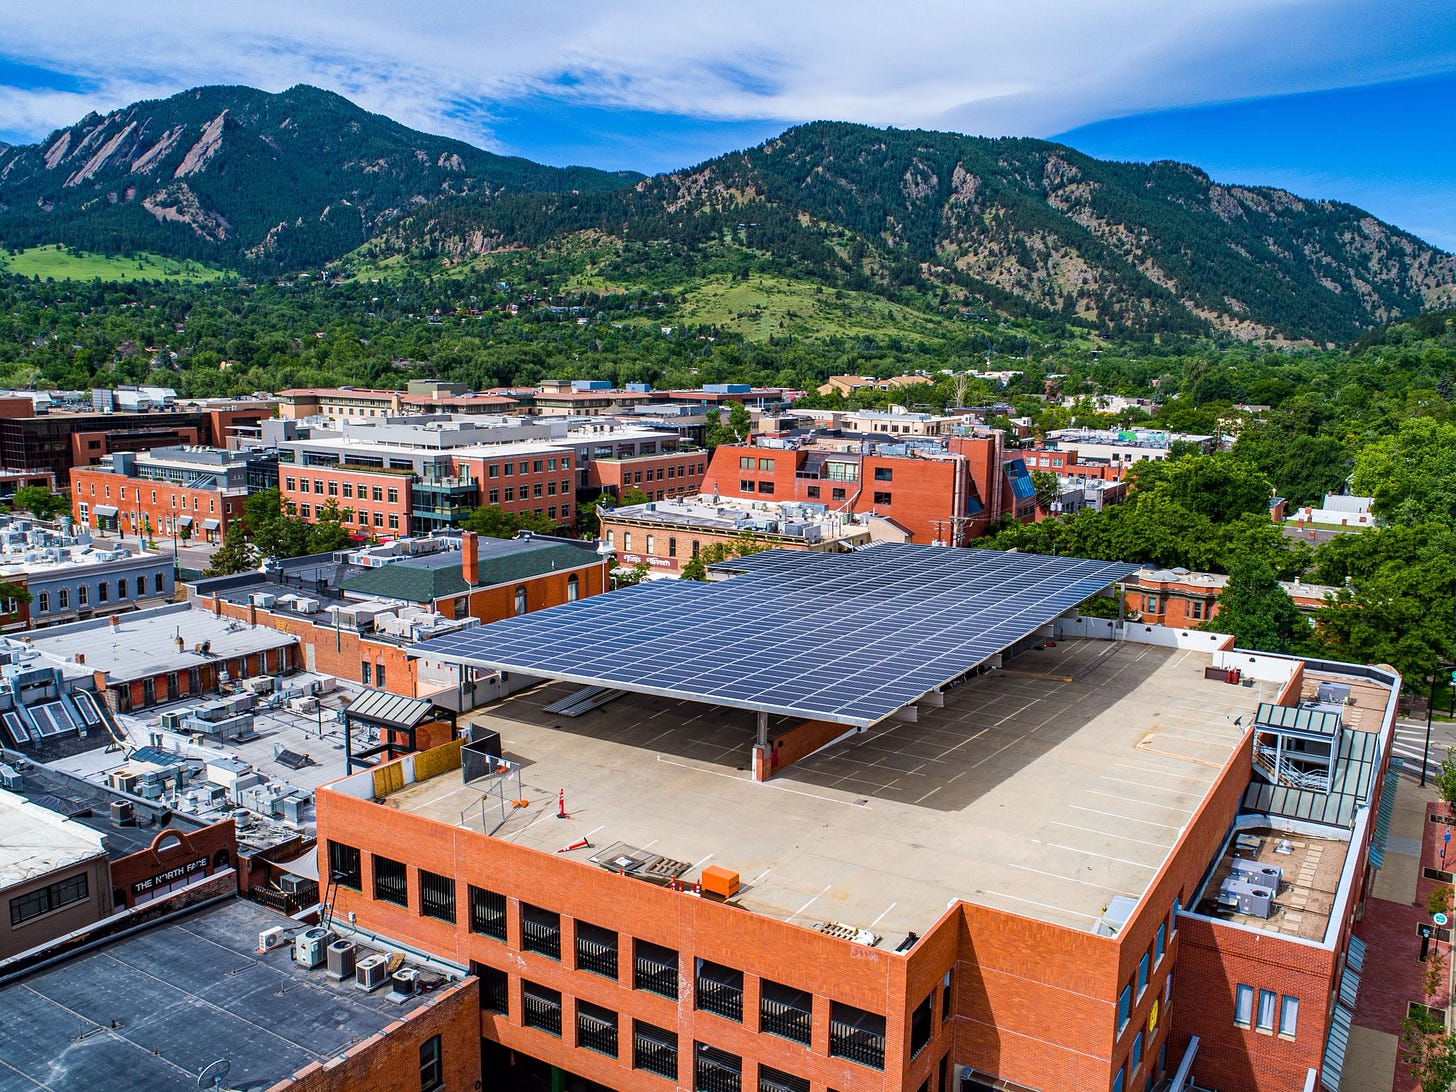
xmin=380 ymin=638 xmax=1277 ymax=939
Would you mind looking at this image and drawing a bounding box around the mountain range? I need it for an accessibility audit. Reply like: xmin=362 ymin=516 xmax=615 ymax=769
xmin=1 ymin=84 xmax=1453 ymax=343
xmin=0 ymin=84 xmax=638 ymax=269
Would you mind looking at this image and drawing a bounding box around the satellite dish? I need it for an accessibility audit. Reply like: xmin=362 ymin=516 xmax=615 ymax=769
xmin=198 ymin=1059 xmax=231 ymax=1089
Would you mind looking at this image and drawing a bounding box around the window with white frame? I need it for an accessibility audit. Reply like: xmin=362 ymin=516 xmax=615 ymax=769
xmin=1279 ymin=995 xmax=1299 ymax=1037
xmin=1234 ymin=984 xmax=1254 ymax=1028
xmin=1256 ymin=989 xmax=1276 ymax=1032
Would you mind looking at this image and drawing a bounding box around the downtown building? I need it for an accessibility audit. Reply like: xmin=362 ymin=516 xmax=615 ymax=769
xmin=277 ymin=415 xmax=702 ymax=539
xmin=305 ymin=544 xmax=1395 ymax=1092
xmin=702 ymin=430 xmax=1037 ymax=545
xmin=70 ymin=446 xmax=275 ymax=542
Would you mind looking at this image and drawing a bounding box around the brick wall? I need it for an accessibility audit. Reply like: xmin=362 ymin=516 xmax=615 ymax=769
xmin=108 ymin=819 xmax=239 ymax=908
xmin=588 ymin=450 xmax=708 ymax=503
xmin=316 ymin=783 xmax=914 ymax=1091
xmin=282 ymin=465 xmax=412 ymax=539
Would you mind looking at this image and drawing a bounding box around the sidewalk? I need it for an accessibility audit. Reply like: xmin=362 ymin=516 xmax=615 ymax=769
xmin=1344 ymin=772 xmax=1450 ymax=1091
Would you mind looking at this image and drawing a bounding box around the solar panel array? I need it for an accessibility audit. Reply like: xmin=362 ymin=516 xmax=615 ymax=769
xmin=413 ymin=543 xmax=1136 ymax=727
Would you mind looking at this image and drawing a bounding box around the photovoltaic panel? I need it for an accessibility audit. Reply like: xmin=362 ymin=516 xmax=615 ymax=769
xmin=412 ymin=543 xmax=1136 ymax=727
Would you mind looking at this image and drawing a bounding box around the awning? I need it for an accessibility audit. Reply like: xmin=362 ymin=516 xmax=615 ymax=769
xmin=274 ymin=849 xmax=320 ymax=883
xmin=346 ymin=688 xmax=437 ymax=730
xmin=202 ymin=518 xmax=221 ymax=530
xmin=1369 ymin=761 xmax=1402 ymax=868
xmin=93 ymin=505 xmax=118 ymax=518
xmin=1322 ymin=1002 xmax=1352 ymax=1090
xmin=177 ymin=515 xmax=194 ymax=528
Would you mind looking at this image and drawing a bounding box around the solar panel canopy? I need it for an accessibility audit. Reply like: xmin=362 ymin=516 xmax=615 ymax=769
xmin=412 ymin=543 xmax=1136 ymax=727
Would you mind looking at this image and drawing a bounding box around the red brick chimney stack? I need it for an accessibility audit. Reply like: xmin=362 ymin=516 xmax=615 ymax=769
xmin=461 ymin=531 xmax=479 ymax=588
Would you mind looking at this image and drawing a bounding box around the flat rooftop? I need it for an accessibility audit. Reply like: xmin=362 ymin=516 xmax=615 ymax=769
xmin=384 ymin=639 xmax=1277 ymax=938
xmin=47 ymin=684 xmax=364 ymax=839
xmin=0 ymin=789 xmax=107 ymax=887
xmin=13 ymin=604 xmax=298 ymax=682
xmin=0 ymin=899 xmax=446 ymax=1092
xmin=1195 ymin=824 xmax=1351 ymax=942
xmin=3 ymin=763 xmax=209 ymax=859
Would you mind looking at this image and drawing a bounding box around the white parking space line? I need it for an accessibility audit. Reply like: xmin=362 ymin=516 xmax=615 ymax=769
xmin=1050 ymin=821 xmax=1169 ymax=849
xmin=1098 ymin=775 xmax=1200 ymax=796
xmin=1008 ymin=861 xmax=1121 ymax=893
xmin=982 ymin=890 xmax=1100 ymax=925
xmin=1043 ymin=841 xmax=1158 ymax=870
xmin=1071 ymin=804 xmax=1181 ymax=829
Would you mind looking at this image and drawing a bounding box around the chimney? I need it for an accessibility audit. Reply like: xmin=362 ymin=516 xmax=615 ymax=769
xmin=461 ymin=530 xmax=479 ymax=589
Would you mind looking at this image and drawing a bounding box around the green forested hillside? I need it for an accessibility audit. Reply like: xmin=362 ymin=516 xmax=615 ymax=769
xmin=3 ymin=86 xmax=1451 ymax=342
xmin=385 ymin=122 xmax=1456 ymax=343
xmin=0 ymin=84 xmax=639 ymax=269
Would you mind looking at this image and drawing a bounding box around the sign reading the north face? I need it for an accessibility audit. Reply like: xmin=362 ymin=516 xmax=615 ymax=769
xmin=132 ymin=856 xmax=208 ymax=895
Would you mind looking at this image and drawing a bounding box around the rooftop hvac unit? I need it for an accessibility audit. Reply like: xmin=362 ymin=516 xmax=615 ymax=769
xmin=278 ymin=873 xmax=311 ymax=895
xmin=1230 ymin=859 xmax=1283 ymax=888
xmin=250 ymin=592 xmax=276 ymax=608
xmin=159 ymin=710 xmax=187 ymax=730
xmin=257 ymin=927 xmax=287 ymax=953
xmin=293 ymin=927 xmax=334 ymax=969
xmin=109 ymin=772 xmax=138 ymax=795
xmin=389 ymin=967 xmax=418 ymax=1000
xmin=109 ymin=800 xmax=135 ymax=826
xmin=355 ymin=954 xmax=389 ymax=992
xmin=326 ymin=939 xmax=357 ymax=981
xmin=288 ymin=696 xmax=318 ymax=715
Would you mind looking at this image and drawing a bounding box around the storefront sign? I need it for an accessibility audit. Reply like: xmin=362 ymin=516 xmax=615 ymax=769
xmin=132 ymin=856 xmax=209 ymax=895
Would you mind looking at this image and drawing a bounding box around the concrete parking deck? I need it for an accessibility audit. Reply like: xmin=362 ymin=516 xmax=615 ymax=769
xmin=385 ymin=638 xmax=1277 ymax=939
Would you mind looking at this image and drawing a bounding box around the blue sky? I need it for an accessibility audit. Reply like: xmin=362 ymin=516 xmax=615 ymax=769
xmin=1 ymin=1 xmax=1453 ymax=248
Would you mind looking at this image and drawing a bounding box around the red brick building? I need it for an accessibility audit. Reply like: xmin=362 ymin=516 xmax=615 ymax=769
xmin=281 ymin=463 xmax=414 ymax=539
xmin=1124 ymin=569 xmax=1336 ymax=630
xmin=587 ymin=449 xmax=708 ymax=503
xmin=281 ymin=427 xmax=577 ymax=540
xmin=703 ymin=433 xmax=1034 ymax=545
xmin=309 ymin=549 xmax=1397 ymax=1092
xmin=72 ymin=446 xmax=259 ymax=542
xmin=189 ymin=533 xmax=608 ymax=698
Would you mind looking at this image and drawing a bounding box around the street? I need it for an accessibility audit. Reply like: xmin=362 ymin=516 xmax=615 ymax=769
xmin=1393 ymin=717 xmax=1456 ymax=785
xmin=86 ymin=529 xmax=220 ymax=575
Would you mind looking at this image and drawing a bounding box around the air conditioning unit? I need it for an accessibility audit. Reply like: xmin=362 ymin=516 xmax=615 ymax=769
xmin=278 ymin=873 xmax=311 ymax=895
xmin=355 ymin=954 xmax=390 ymax=992
xmin=293 ymin=926 xmax=334 ymax=969
xmin=258 ymin=926 xmax=287 ymax=952
xmin=389 ymin=967 xmax=418 ymax=999
xmin=327 ymin=939 xmax=357 ymax=981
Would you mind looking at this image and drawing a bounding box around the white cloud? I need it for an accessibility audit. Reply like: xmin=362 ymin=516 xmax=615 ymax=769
xmin=1 ymin=0 xmax=1453 ymax=148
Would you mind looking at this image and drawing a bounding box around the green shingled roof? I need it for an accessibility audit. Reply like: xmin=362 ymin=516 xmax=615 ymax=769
xmin=340 ymin=542 xmax=595 ymax=603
